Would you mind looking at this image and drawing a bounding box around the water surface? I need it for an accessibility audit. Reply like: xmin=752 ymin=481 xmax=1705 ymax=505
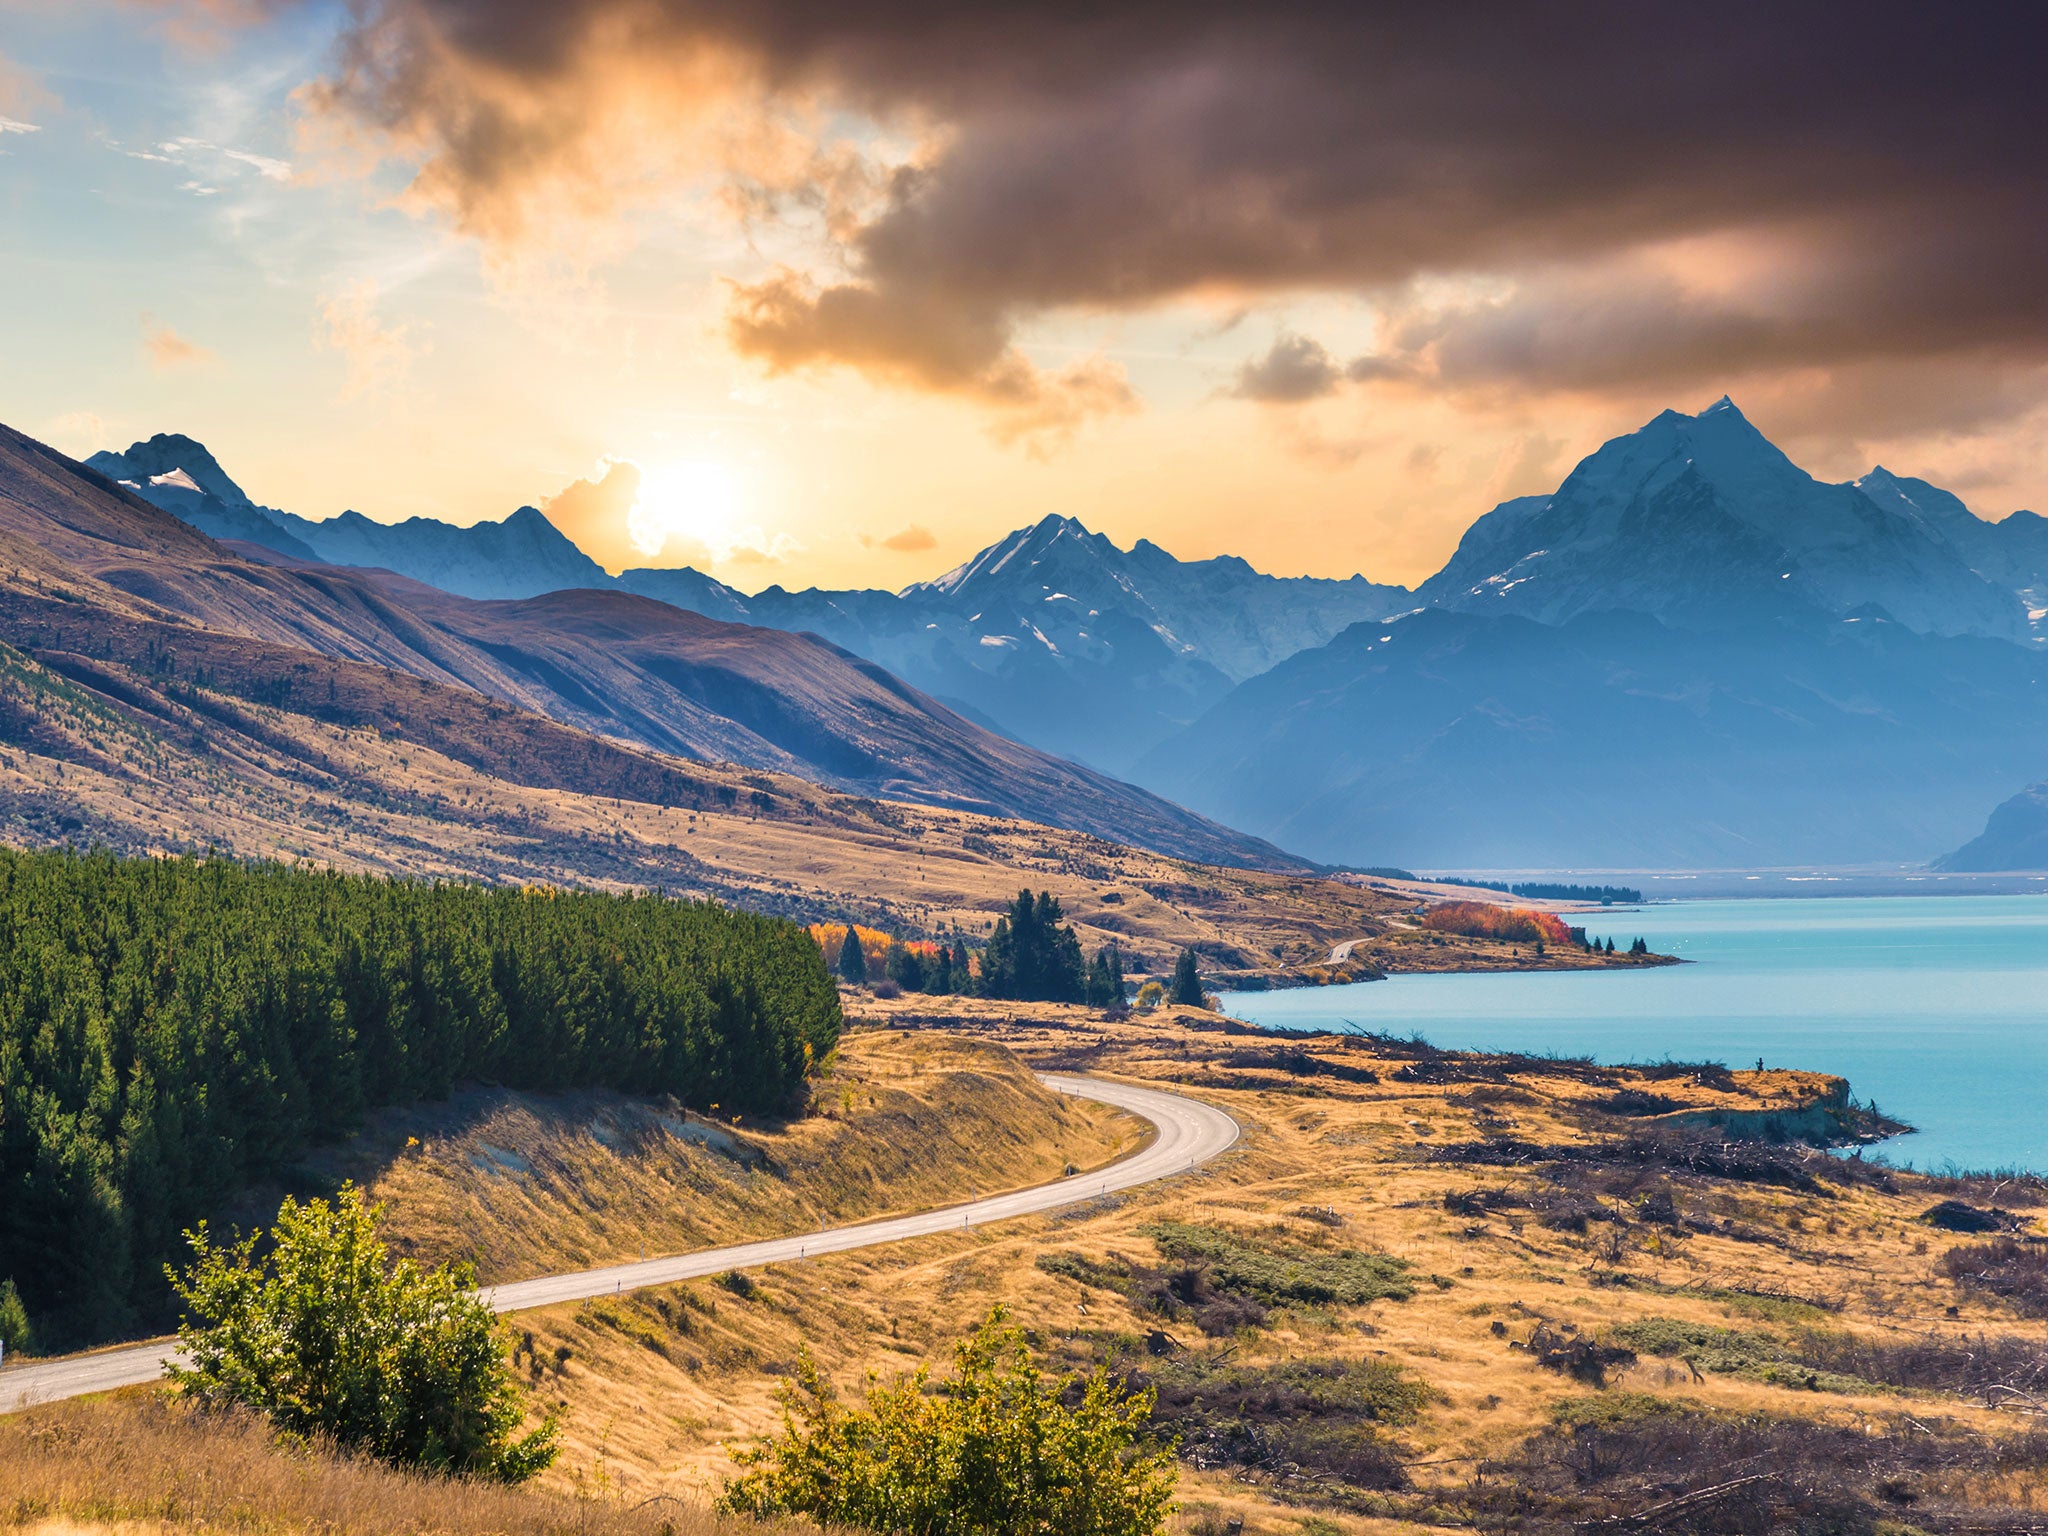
xmin=1217 ymin=896 xmax=2048 ymax=1171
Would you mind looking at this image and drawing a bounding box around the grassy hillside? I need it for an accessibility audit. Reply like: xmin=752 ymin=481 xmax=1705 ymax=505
xmin=331 ymin=1031 xmax=1136 ymax=1284
xmin=469 ymin=1008 xmax=2048 ymax=1532
xmin=0 ymin=626 xmax=1649 ymax=988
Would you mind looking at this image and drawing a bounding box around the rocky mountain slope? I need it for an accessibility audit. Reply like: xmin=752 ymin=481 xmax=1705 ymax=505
xmin=1417 ymin=398 xmax=2033 ymax=642
xmin=9 ymin=426 xmax=1295 ymax=869
xmin=1937 ymin=780 xmax=2048 ymax=871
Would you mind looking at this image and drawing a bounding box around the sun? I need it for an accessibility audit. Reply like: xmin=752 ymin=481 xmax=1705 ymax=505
xmin=628 ymin=459 xmax=744 ymax=562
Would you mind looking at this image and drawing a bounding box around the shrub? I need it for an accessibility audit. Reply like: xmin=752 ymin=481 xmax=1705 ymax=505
xmin=0 ymin=1278 xmax=31 ymax=1358
xmin=1941 ymin=1237 xmax=2048 ymax=1315
xmin=719 ymin=1306 xmax=1175 ymax=1536
xmin=1135 ymin=981 xmax=1166 ymax=1010
xmin=167 ymin=1185 xmax=556 ymax=1482
xmin=1140 ymin=1221 xmax=1412 ymax=1308
xmin=1139 ymin=1354 xmax=1428 ymax=1490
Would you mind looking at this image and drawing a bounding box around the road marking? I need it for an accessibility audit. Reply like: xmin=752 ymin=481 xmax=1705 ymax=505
xmin=0 ymin=1073 xmax=1237 ymax=1414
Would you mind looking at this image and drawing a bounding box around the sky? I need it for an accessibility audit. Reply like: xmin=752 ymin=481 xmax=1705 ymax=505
xmin=3 ymin=1 xmax=2047 ymax=594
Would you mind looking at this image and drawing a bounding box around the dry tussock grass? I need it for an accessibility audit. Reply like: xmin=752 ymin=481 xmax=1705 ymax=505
xmin=501 ymin=1007 xmax=2048 ymax=1531
xmin=0 ymin=1395 xmax=780 ymax=1536
xmin=337 ymin=1030 xmax=1136 ymax=1283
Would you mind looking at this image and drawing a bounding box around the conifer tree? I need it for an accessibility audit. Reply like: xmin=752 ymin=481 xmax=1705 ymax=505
xmin=977 ymin=890 xmax=1086 ymax=1002
xmin=1167 ymin=947 xmax=1206 ymax=1008
xmin=0 ymin=846 xmax=841 ymax=1350
xmin=838 ymin=925 xmax=870 ymax=985
xmin=884 ymin=941 xmax=927 ymax=992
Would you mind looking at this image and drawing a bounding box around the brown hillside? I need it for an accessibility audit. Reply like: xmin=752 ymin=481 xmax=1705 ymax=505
xmin=0 ymin=422 xmax=1290 ymax=869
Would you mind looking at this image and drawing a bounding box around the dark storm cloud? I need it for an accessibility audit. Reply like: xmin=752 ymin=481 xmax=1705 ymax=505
xmin=305 ymin=1 xmax=2048 ymax=417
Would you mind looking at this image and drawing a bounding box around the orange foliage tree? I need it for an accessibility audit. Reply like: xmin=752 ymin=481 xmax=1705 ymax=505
xmin=807 ymin=923 xmax=941 ymax=972
xmin=1416 ymin=901 xmax=1573 ymax=947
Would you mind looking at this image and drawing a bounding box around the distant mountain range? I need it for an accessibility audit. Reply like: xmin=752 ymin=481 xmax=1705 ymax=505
xmin=16 ymin=427 xmax=1297 ymax=870
xmin=89 ymin=435 xmax=612 ymax=598
xmin=1138 ymin=604 xmax=2048 ymax=868
xmin=91 ymin=438 xmax=1406 ymax=771
xmin=80 ymin=401 xmax=2048 ymax=869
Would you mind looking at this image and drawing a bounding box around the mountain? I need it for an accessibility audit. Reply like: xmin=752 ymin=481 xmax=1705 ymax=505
xmin=1417 ymin=398 xmax=2032 ymax=642
xmin=1936 ymin=781 xmax=2048 ymax=871
xmin=1138 ymin=604 xmax=2048 ymax=869
xmin=96 ymin=433 xmax=1408 ymax=769
xmin=87 ymin=433 xmax=320 ymax=559
xmin=9 ymin=425 xmax=1297 ymax=870
xmin=268 ymin=505 xmax=612 ymax=599
xmin=89 ymin=434 xmax=610 ymax=598
xmin=628 ymin=514 xmax=1409 ymax=770
xmin=1850 ymin=468 xmax=2048 ymax=610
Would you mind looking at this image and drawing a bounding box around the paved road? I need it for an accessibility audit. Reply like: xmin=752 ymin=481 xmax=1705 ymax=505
xmin=0 ymin=1074 xmax=1237 ymax=1414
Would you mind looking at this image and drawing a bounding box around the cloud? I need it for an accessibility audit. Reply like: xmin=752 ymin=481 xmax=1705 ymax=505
xmin=866 ymin=523 xmax=937 ymax=553
xmin=726 ymin=268 xmax=1138 ymax=450
xmin=0 ymin=49 xmax=55 ymax=131
xmin=314 ymin=280 xmax=419 ymax=397
xmin=141 ymin=319 xmax=216 ymax=370
xmin=224 ymin=147 xmax=292 ymax=180
xmin=264 ymin=3 xmax=2048 ymax=449
xmin=539 ymin=457 xmax=644 ymax=572
xmin=1232 ymin=333 xmax=1342 ymax=402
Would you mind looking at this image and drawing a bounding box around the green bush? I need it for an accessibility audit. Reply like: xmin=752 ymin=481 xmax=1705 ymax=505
xmin=0 ymin=1278 xmax=32 ymax=1357
xmin=168 ymin=1184 xmax=556 ymax=1482
xmin=719 ymin=1306 xmax=1176 ymax=1536
xmin=1140 ymin=1221 xmax=1413 ymax=1308
xmin=1607 ymin=1316 xmax=1871 ymax=1394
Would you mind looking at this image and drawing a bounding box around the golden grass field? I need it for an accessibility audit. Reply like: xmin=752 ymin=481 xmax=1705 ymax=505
xmin=16 ymin=1000 xmax=2037 ymax=1535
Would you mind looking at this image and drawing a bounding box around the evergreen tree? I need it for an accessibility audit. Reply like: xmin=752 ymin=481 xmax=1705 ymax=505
xmin=0 ymin=1279 xmax=32 ymax=1358
xmin=1085 ymin=943 xmax=1128 ymax=1007
xmin=952 ymin=938 xmax=974 ymax=995
xmin=1167 ymin=948 xmax=1206 ymax=1008
xmin=0 ymin=847 xmax=841 ymax=1350
xmin=977 ymin=890 xmax=1087 ymax=1002
xmin=884 ymin=941 xmax=927 ymax=992
xmin=838 ymin=925 xmax=870 ymax=985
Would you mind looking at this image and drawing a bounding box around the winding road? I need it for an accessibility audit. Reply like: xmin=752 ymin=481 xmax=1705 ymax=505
xmin=0 ymin=1074 xmax=1237 ymax=1415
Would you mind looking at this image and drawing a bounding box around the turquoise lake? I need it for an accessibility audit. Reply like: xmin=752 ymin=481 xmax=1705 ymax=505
xmin=1216 ymin=895 xmax=2048 ymax=1172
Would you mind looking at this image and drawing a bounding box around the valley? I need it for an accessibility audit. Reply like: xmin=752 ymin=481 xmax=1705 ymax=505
xmin=12 ymin=1007 xmax=2048 ymax=1534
